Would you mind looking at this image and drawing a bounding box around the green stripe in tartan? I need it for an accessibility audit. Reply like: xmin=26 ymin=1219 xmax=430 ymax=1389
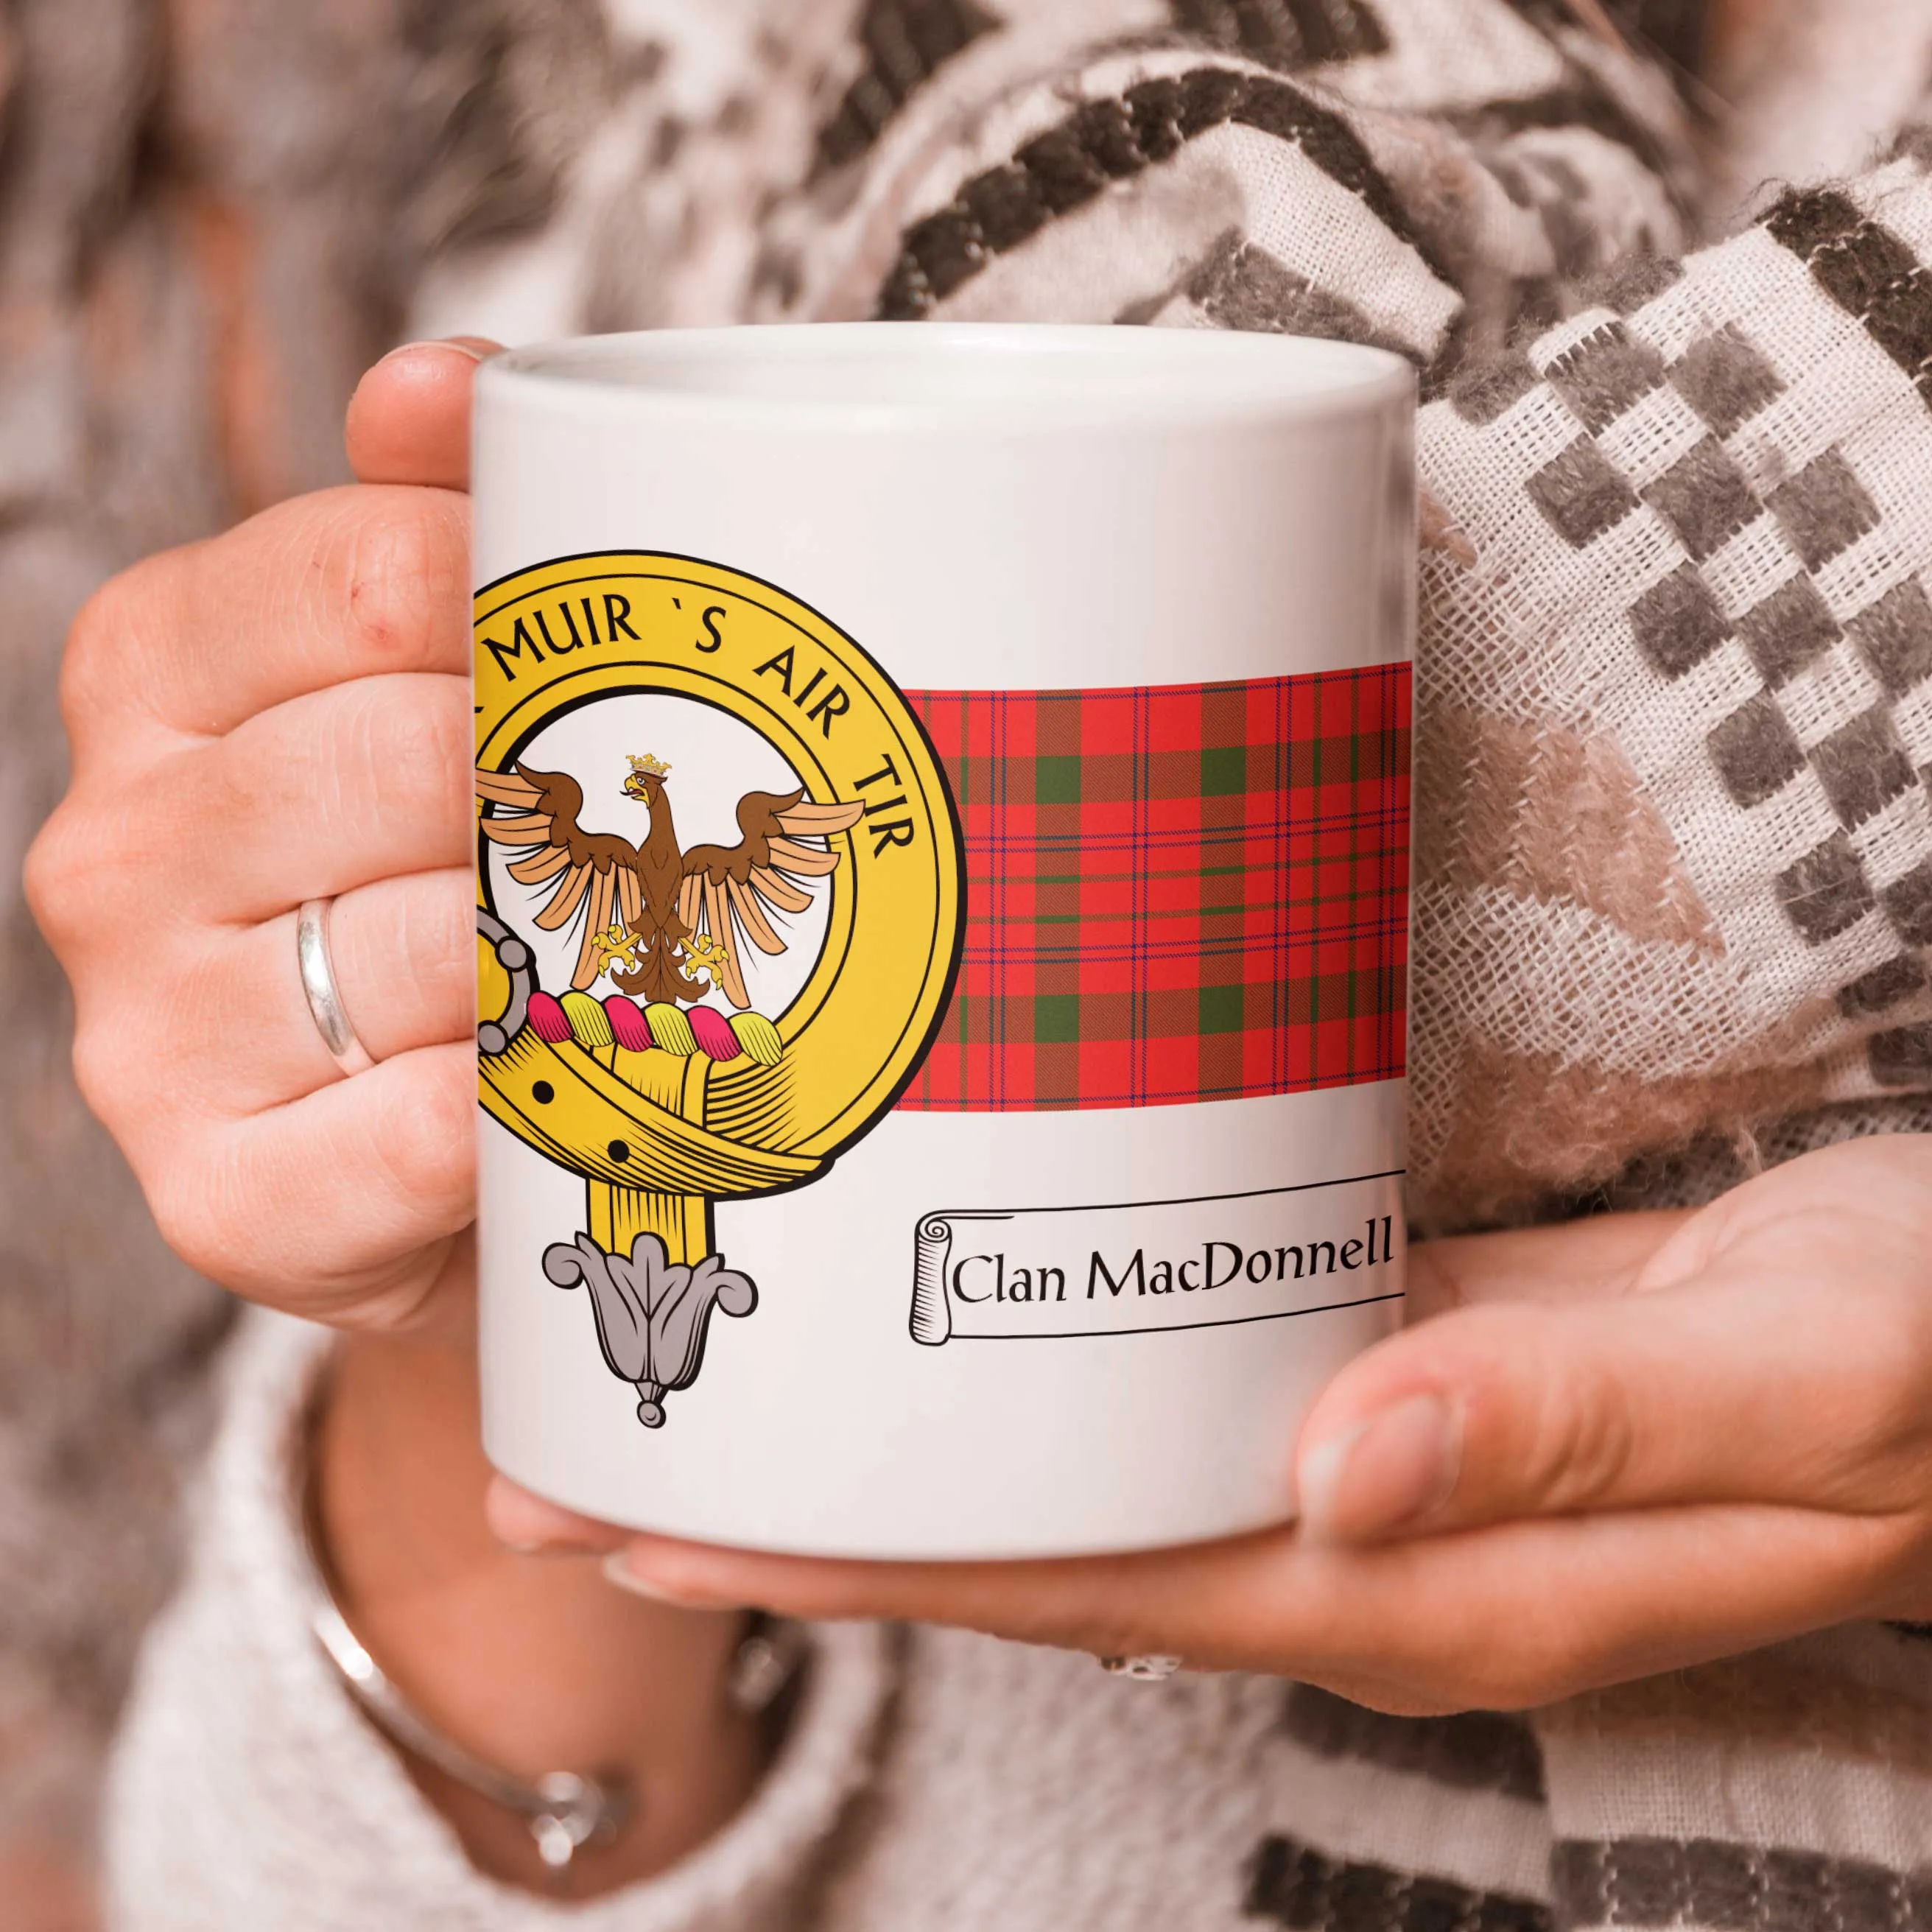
xmin=957 ymin=730 xmax=1404 ymax=803
xmin=896 ymin=666 xmax=1411 ymax=1113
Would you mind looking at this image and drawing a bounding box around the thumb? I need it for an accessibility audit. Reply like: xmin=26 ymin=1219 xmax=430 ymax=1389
xmin=1291 ymin=1266 xmax=1932 ymax=1543
xmin=344 ymin=337 xmax=500 ymax=491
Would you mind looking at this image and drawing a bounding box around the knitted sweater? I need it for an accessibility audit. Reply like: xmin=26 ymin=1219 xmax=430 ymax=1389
xmin=98 ymin=4 xmax=1932 ymax=1928
xmin=111 ymin=1318 xmax=1932 ymax=1931
xmin=68 ymin=0 xmax=1932 ymax=1924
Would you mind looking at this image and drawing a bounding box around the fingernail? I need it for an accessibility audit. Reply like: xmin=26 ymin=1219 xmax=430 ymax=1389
xmin=378 ymin=337 xmax=488 ymax=365
xmin=1297 ymin=1391 xmax=1461 ymax=1544
xmin=600 ymin=1550 xmax=738 ymax=1609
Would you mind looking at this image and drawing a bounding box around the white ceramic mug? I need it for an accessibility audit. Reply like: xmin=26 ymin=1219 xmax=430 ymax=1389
xmin=473 ymin=323 xmax=1413 ymax=1559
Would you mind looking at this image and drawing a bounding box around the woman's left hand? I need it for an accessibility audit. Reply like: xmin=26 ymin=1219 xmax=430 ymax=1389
xmin=494 ymin=1134 xmax=1932 ymax=1714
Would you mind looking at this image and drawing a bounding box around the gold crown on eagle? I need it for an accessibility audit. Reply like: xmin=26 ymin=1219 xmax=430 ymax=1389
xmin=628 ymin=753 xmax=671 ymax=778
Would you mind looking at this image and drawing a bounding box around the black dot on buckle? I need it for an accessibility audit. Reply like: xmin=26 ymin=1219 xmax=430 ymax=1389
xmin=608 ymin=1139 xmax=630 ymax=1163
xmin=531 ymin=1081 xmax=555 ymax=1105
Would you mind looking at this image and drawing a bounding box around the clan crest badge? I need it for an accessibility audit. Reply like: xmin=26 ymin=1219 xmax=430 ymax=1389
xmin=474 ymin=553 xmax=963 ymax=1426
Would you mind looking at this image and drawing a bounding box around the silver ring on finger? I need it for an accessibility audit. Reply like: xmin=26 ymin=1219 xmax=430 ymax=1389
xmin=297 ymin=897 xmax=377 ymax=1077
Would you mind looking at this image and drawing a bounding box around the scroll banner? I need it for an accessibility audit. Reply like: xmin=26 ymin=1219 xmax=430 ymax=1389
xmin=909 ymin=1170 xmax=1404 ymax=1345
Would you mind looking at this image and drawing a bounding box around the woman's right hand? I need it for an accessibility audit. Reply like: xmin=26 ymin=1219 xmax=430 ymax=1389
xmin=28 ymin=343 xmax=779 ymax=1894
xmin=26 ymin=340 xmax=490 ymax=1339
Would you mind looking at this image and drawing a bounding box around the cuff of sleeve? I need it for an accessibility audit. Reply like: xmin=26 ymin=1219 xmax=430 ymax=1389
xmin=105 ymin=1310 xmax=893 ymax=1932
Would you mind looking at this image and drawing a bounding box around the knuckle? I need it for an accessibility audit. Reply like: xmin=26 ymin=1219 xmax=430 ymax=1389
xmin=23 ymin=805 xmax=84 ymax=946
xmin=1336 ymin=1602 xmax=1576 ymax=1713
xmin=1882 ymin=1291 xmax=1932 ymax=1434
xmin=29 ymin=783 xmax=167 ymax=944
xmin=333 ymin=678 xmax=471 ymax=852
xmin=59 ymin=572 xmax=141 ymax=728
xmin=1471 ymin=1307 xmax=1635 ymax=1512
xmin=368 ymin=675 xmax=471 ymax=794
xmin=147 ymin=1151 xmax=229 ymax=1281
xmin=306 ymin=488 xmax=466 ymax=675
xmin=368 ymin=1051 xmax=475 ymax=1207
xmin=335 ymin=874 xmax=472 ymax=1041
xmin=1822 ymin=1304 xmax=1932 ymax=1509
xmin=1321 ymin=1683 xmax=1471 ymax=1721
xmin=69 ymin=1003 xmax=194 ymax=1155
xmin=344 ymin=516 xmax=438 ymax=667
xmin=1470 ymin=1663 xmax=1568 ymax=1712
xmin=1547 ymin=1355 xmax=1638 ymax=1509
xmin=69 ymin=1018 xmax=131 ymax=1127
xmin=402 ymin=871 xmax=476 ymax=998
xmin=218 ymin=675 xmax=467 ymax=862
xmin=1452 ymin=1616 xmax=1585 ymax=1710
xmin=60 ymin=548 xmax=197 ymax=738
xmin=1860 ymin=1510 xmax=1927 ymax=1588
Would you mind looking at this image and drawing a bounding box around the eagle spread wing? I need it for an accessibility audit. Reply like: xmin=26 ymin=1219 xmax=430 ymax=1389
xmin=676 ymin=790 xmax=864 ymax=1010
xmin=477 ymin=763 xmax=864 ymax=1008
xmin=477 ymin=764 xmax=645 ymax=991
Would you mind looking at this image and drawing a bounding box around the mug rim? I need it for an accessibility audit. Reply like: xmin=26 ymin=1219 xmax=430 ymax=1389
xmin=480 ymin=322 xmax=1416 ymax=432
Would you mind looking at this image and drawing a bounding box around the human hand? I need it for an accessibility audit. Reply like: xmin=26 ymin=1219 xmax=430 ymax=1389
xmin=0 ymin=1840 xmax=96 ymax=1932
xmin=315 ymin=1327 xmax=771 ymax=1894
xmin=27 ymin=356 xmax=784 ymax=1890
xmin=27 ymin=340 xmax=491 ymax=1338
xmin=520 ymin=1135 xmax=1932 ymax=1713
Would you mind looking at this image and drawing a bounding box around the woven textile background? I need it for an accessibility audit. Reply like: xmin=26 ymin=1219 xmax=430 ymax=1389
xmin=897 ymin=665 xmax=1411 ymax=1111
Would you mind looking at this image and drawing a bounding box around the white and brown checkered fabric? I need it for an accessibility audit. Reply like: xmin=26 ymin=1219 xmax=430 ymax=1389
xmin=1413 ymin=147 xmax=1932 ymax=1218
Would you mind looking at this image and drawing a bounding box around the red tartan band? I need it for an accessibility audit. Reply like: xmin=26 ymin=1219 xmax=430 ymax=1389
xmin=896 ymin=664 xmax=1411 ymax=1114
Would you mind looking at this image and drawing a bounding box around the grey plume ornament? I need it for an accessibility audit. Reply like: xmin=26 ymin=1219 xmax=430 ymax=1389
xmin=542 ymin=1233 xmax=758 ymax=1427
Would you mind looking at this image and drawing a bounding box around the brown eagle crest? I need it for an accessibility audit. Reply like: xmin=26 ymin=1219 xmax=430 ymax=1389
xmin=477 ymin=754 xmax=864 ymax=1009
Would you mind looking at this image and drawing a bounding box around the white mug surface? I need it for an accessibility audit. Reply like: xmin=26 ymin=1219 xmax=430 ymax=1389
xmin=472 ymin=323 xmax=1414 ymax=1559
